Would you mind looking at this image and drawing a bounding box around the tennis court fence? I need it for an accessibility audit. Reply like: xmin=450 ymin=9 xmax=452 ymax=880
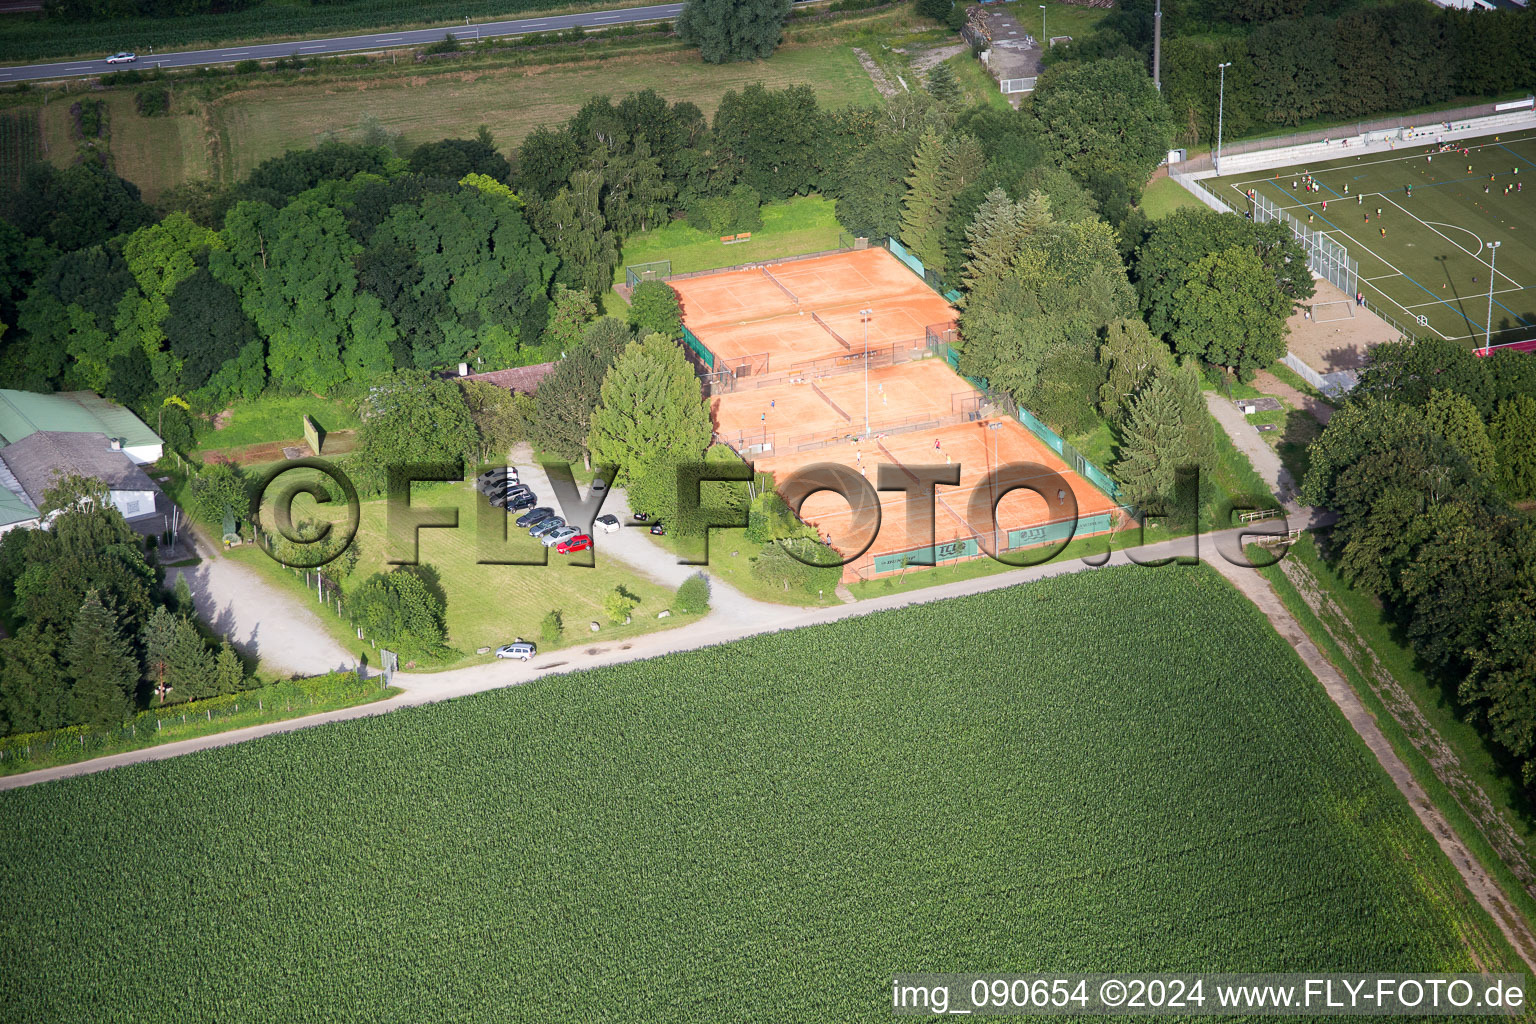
xmin=625 ymin=260 xmax=672 ymax=288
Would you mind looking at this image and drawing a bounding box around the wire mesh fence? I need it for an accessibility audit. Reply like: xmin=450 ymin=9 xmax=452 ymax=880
xmin=624 ymin=260 xmax=672 ymax=288
xmin=1248 ymin=190 xmax=1360 ymax=297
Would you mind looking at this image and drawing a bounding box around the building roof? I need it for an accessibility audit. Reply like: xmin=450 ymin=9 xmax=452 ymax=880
xmin=0 ymin=431 xmax=159 ymax=509
xmin=459 ymin=362 xmax=558 ymax=394
xmin=0 ymin=456 xmax=39 ymax=528
xmin=0 ymin=389 xmax=161 ymax=450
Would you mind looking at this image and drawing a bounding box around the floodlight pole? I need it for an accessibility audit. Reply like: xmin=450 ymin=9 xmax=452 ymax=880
xmin=1153 ymin=0 xmax=1162 ymax=92
xmin=861 ymin=309 xmax=874 ymax=438
xmin=1486 ymin=241 xmax=1501 ymax=350
xmin=1039 ymin=5 xmax=1046 ymax=45
xmin=1216 ymin=62 xmax=1232 ymax=175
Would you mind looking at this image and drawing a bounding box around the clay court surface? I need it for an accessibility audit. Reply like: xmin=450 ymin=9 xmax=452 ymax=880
xmin=678 ymin=246 xmax=1124 ymax=577
xmin=756 ymin=417 xmax=1122 ymax=578
xmin=711 ymin=358 xmax=977 ymax=446
xmin=671 ymin=247 xmax=958 ymax=371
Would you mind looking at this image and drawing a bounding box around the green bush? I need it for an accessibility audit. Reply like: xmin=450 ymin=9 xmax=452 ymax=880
xmin=134 ymin=86 xmax=170 ymax=117
xmin=540 ymin=610 xmax=564 ymax=644
xmin=422 ymin=33 xmax=461 ymax=55
xmin=686 ymin=183 xmax=763 ymax=237
xmin=603 ymin=587 xmax=637 ymax=624
xmin=187 ymin=462 xmax=250 ymax=527
xmin=674 ymin=573 xmax=710 ymax=614
xmin=233 ymin=59 xmax=261 ymax=74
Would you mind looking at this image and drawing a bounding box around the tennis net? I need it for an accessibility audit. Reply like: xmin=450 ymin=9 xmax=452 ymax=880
xmin=810 ymin=380 xmax=852 ymax=422
xmin=761 ymin=266 xmax=799 ymax=305
xmin=811 ymin=311 xmax=851 ymax=350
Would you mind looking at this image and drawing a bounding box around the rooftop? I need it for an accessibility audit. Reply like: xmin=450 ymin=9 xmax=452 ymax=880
xmin=0 ymin=431 xmax=159 ymax=509
xmin=458 ymin=362 xmax=558 ymax=393
xmin=0 ymin=389 xmax=161 ymax=450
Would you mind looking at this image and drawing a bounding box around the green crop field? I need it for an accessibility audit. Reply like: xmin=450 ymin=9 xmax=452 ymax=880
xmin=0 ymin=566 xmax=1516 ymax=1021
xmin=1208 ymin=129 xmax=1536 ymax=348
xmin=0 ymin=109 xmax=42 ymax=190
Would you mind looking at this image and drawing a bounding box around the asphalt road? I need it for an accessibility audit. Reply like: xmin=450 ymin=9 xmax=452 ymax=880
xmin=0 ymin=1 xmax=767 ymax=82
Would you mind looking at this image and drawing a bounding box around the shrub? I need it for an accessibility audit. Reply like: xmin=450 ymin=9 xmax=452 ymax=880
xmin=234 ymin=59 xmax=261 ymax=74
xmin=686 ymin=183 xmax=762 ymax=237
xmin=134 ymin=87 xmax=170 ymax=117
xmin=540 ymin=610 xmax=564 ymax=644
xmin=187 ymin=462 xmax=249 ymax=527
xmin=627 ymin=280 xmax=682 ymax=340
xmin=603 ymin=587 xmax=637 ymax=624
xmin=422 ymin=33 xmax=461 ymax=55
xmin=675 ymin=574 xmax=710 ymax=614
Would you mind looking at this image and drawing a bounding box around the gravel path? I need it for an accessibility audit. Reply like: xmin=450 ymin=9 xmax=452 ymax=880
xmin=1204 ymin=390 xmax=1299 ymax=504
xmin=165 ymin=536 xmax=358 ymax=677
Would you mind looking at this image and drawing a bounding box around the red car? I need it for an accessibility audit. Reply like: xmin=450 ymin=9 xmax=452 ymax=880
xmin=556 ymin=533 xmax=592 ymax=554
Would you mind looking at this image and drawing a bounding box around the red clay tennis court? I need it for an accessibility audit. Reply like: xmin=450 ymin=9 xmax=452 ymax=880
xmin=671 ymin=248 xmax=957 ymax=372
xmin=754 ymin=416 xmax=1123 ymax=581
xmin=711 ymin=359 xmax=977 ymax=449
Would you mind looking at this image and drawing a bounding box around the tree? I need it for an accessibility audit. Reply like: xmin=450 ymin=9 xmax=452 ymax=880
xmin=961 ymin=187 xmax=1051 ymax=295
xmin=64 ymin=590 xmax=138 ymax=728
xmin=915 ymin=0 xmax=951 ymax=21
xmin=925 ymin=61 xmax=960 ymax=104
xmin=627 ymin=280 xmax=683 ymax=339
xmin=603 ymin=586 xmax=639 ymax=624
xmin=164 ymin=263 xmax=264 ymax=400
xmin=1026 ymin=57 xmax=1173 ymax=216
xmin=354 ymin=371 xmax=479 ymax=493
xmin=900 ymin=131 xmax=985 ymax=279
xmin=541 ymin=284 xmax=598 ymax=355
xmin=141 ymin=605 xmax=177 ymax=703
xmin=529 ymin=317 xmax=634 ymax=465
xmin=461 ymin=381 xmax=533 ymax=462
xmin=1096 ymin=317 xmax=1174 ymax=427
xmin=188 ymin=462 xmax=250 ymax=527
xmin=540 ymin=610 xmax=564 ymax=644
xmin=407 ymin=134 xmax=512 ymax=182
xmin=530 ymin=170 xmax=620 ymax=300
xmin=164 ymin=615 xmax=215 ymax=704
xmin=1352 ymin=336 xmax=1493 ymax=417
xmin=1422 ymin=389 xmax=1495 ymax=479
xmin=678 ymin=0 xmax=793 ymax=63
xmin=363 ymin=184 xmax=555 ymax=370
xmin=1166 ymin=245 xmax=1291 ymax=380
xmin=349 ymin=569 xmax=448 ymax=660
xmin=1135 ymin=209 xmax=1312 ymax=342
xmin=1491 ymin=395 xmax=1536 ymax=500
xmin=5 ymin=161 xmax=154 ymax=252
xmin=587 ymin=333 xmax=713 ymax=488
xmin=712 ymin=84 xmax=822 ymax=201
xmin=1114 ymin=360 xmax=1213 ymax=513
xmin=214 ymin=641 xmax=245 ymax=696
xmin=514 ymin=126 xmax=581 ymax=202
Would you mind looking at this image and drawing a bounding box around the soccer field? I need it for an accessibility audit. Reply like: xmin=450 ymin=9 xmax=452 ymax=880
xmin=1209 ymin=130 xmax=1536 ymax=348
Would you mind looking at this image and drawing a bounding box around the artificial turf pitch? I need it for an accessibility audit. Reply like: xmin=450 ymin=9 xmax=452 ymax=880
xmin=1209 ymin=129 xmax=1536 ymax=348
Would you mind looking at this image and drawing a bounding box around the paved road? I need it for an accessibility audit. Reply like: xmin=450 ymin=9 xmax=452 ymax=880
xmin=0 ymin=1 xmax=814 ymax=82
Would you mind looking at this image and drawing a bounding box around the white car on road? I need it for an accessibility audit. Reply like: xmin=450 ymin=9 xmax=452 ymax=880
xmin=105 ymin=52 xmax=137 ymax=64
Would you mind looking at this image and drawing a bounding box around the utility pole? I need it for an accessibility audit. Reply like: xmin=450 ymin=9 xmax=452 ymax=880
xmin=1486 ymin=241 xmax=1501 ymax=350
xmin=861 ymin=309 xmax=874 ymax=437
xmin=1153 ymin=0 xmax=1162 ymax=91
xmin=1038 ymin=5 xmax=1046 ymax=46
xmin=1216 ymin=62 xmax=1232 ymax=174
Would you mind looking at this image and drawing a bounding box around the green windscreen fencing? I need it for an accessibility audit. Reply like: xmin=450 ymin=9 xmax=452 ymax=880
xmin=625 ymin=260 xmax=672 ymax=288
xmin=1015 ymin=406 xmax=1123 ymax=502
xmin=681 ymin=324 xmax=716 ymax=369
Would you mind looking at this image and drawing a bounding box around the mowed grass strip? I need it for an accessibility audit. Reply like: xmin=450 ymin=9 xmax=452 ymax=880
xmin=229 ymin=476 xmax=689 ymax=667
xmin=617 ymin=194 xmax=845 ymax=282
xmin=0 ymin=566 xmax=1516 ymax=1022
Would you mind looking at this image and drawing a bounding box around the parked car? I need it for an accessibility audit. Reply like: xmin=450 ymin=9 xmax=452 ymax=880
xmin=495 ymin=640 xmax=536 ymax=661
xmin=632 ymin=511 xmax=650 ymax=522
xmin=542 ymin=526 xmax=580 ymax=548
xmin=515 ymin=507 xmax=555 ymax=528
xmin=529 ymin=517 xmax=566 ymax=538
xmin=105 ymin=52 xmax=136 ymax=63
xmin=595 ymin=514 xmax=621 ymax=534
xmin=476 ymin=467 xmax=519 ymax=493
xmin=556 ymin=533 xmax=592 ymax=554
xmin=590 ymin=476 xmax=608 ymax=494
xmin=649 ymin=522 xmax=666 ymax=536
xmin=492 ymin=487 xmax=533 ymax=509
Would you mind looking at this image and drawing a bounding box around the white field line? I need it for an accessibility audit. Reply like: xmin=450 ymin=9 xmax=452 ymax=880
xmin=1381 ymin=194 xmax=1526 ymax=290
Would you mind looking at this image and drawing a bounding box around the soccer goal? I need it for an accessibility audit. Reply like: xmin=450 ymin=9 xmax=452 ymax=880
xmin=1310 ymin=299 xmax=1355 ymax=323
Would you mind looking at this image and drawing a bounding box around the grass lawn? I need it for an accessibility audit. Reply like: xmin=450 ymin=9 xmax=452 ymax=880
xmin=229 ymin=477 xmax=699 ymax=670
xmin=668 ymin=527 xmax=838 ymax=607
xmin=1206 ymin=405 xmax=1282 ymax=512
xmin=1140 ymin=172 xmax=1205 ymax=220
xmin=214 ymin=42 xmax=877 ymax=186
xmin=1035 ymin=0 xmax=1111 ymax=43
xmin=946 ymin=51 xmax=1012 ymax=111
xmin=617 ymin=195 xmax=846 ymax=283
xmin=1207 ymin=128 xmax=1536 ymax=347
xmin=0 ymin=566 xmax=1517 ymax=1020
xmin=193 ymin=392 xmax=362 ymax=453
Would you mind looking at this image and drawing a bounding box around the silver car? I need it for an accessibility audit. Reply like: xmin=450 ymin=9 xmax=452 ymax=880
xmin=106 ymin=52 xmax=137 ymax=63
xmin=541 ymin=526 xmax=579 ymax=548
xmin=494 ymin=640 xmax=536 ymax=661
xmin=528 ymin=516 xmax=565 ymax=538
